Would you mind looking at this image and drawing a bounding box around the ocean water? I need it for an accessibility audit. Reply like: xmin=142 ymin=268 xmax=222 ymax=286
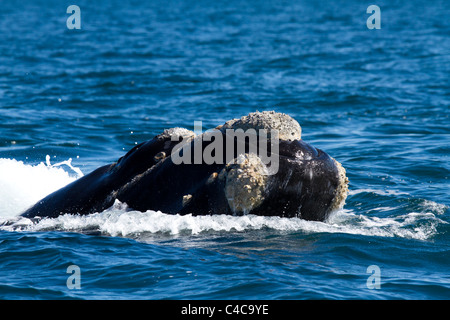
xmin=0 ymin=0 xmax=449 ymax=300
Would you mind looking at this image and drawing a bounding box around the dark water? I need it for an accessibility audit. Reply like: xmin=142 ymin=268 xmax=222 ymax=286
xmin=0 ymin=0 xmax=449 ymax=299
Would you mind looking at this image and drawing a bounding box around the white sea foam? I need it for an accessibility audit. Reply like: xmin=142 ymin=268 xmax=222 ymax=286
xmin=2 ymin=203 xmax=444 ymax=241
xmin=0 ymin=158 xmax=81 ymax=218
xmin=419 ymin=199 xmax=448 ymax=215
xmin=0 ymin=158 xmax=446 ymax=241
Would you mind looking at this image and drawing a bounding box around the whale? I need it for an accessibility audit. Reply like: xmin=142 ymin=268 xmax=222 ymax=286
xmin=21 ymin=111 xmax=349 ymax=222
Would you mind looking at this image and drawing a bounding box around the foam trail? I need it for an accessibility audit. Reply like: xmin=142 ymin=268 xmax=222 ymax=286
xmin=2 ymin=201 xmax=443 ymax=241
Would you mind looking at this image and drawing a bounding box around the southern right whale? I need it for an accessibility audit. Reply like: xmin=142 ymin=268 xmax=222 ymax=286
xmin=21 ymin=111 xmax=349 ymax=221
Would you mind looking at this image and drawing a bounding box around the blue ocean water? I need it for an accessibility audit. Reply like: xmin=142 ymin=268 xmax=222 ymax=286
xmin=0 ymin=0 xmax=449 ymax=300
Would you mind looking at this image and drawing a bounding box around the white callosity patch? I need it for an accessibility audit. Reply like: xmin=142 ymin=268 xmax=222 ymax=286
xmin=162 ymin=127 xmax=197 ymax=164
xmin=220 ymin=110 xmax=302 ymax=141
xmin=159 ymin=127 xmax=195 ymax=140
xmin=221 ymin=153 xmax=268 ymax=215
xmin=329 ymin=158 xmax=350 ymax=212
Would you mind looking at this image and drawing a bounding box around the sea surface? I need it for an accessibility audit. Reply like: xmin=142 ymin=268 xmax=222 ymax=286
xmin=0 ymin=0 xmax=449 ymax=300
